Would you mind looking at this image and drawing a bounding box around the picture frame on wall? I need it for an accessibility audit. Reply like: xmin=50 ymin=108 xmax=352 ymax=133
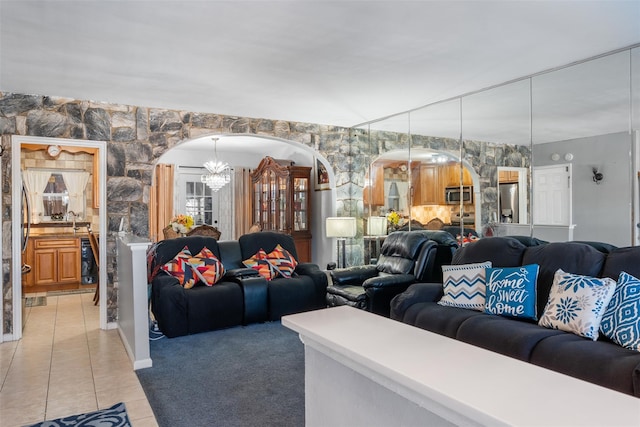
xmin=315 ymin=157 xmax=330 ymax=191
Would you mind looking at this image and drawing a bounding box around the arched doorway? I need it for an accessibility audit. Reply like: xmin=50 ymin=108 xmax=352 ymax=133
xmin=151 ymin=134 xmax=336 ymax=268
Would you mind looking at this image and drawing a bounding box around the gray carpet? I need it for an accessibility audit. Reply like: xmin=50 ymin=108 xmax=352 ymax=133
xmin=136 ymin=322 xmax=305 ymax=427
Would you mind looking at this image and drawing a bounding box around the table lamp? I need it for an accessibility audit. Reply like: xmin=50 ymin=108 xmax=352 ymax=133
xmin=366 ymin=216 xmax=387 ymax=263
xmin=326 ymin=217 xmax=357 ymax=268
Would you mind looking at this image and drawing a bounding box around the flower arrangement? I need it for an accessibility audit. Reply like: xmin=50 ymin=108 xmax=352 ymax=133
xmin=387 ymin=210 xmax=401 ymax=230
xmin=169 ymin=214 xmax=194 ymax=234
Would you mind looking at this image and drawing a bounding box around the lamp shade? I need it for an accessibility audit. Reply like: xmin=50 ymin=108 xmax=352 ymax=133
xmin=367 ymin=216 xmax=387 ymax=236
xmin=326 ymin=217 xmax=357 ymax=238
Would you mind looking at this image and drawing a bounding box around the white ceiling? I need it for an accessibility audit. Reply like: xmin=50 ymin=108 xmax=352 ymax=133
xmin=1 ymin=0 xmax=639 ymax=133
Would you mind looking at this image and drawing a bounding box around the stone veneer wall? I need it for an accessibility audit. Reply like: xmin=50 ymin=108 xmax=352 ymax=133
xmin=0 ymin=92 xmax=350 ymax=335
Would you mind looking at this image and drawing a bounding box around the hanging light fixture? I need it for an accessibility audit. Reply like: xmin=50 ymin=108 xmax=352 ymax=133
xmin=201 ymin=137 xmax=231 ymax=191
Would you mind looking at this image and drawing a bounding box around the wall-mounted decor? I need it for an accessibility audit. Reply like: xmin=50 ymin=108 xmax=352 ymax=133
xmin=315 ymin=157 xmax=330 ymax=191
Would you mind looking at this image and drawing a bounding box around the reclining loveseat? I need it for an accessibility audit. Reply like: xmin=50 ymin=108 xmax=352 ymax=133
xmin=149 ymin=232 xmax=327 ymax=337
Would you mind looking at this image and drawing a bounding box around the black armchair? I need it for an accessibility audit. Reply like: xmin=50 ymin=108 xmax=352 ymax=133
xmin=326 ymin=231 xmax=438 ymax=317
xmin=238 ymin=231 xmax=328 ymax=320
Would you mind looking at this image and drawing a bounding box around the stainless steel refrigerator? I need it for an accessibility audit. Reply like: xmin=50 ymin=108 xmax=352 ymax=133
xmin=499 ymin=183 xmax=519 ymax=223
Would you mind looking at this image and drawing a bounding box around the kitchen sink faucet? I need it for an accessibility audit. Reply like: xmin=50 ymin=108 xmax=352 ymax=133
xmin=67 ymin=211 xmax=79 ymax=233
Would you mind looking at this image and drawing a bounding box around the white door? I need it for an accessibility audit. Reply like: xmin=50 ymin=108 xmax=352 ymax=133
xmin=533 ymin=164 xmax=572 ymax=225
xmin=177 ymin=170 xmax=219 ymax=227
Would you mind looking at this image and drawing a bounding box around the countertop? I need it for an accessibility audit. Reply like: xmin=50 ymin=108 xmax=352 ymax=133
xmin=29 ymin=233 xmax=94 ymax=239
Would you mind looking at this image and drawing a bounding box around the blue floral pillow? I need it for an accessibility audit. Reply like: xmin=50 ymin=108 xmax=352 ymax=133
xmin=485 ymin=264 xmax=539 ymax=320
xmin=538 ymin=269 xmax=616 ymax=340
xmin=600 ymin=271 xmax=640 ymax=351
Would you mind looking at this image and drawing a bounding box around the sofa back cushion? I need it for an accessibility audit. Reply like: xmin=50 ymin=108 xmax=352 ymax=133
xmin=601 ymin=246 xmax=640 ymax=280
xmin=376 ymin=231 xmax=430 ymax=275
xmin=217 ymin=240 xmax=244 ymax=270
xmin=452 ymin=237 xmax=526 ymax=267
xmin=238 ymin=231 xmax=299 ymax=263
xmin=523 ymin=242 xmax=606 ymax=317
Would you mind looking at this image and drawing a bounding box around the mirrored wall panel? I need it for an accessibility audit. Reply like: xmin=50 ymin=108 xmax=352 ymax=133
xmin=350 ymin=44 xmax=638 ymax=252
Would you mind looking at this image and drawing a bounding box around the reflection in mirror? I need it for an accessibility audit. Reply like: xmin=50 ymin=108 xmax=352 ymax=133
xmin=497 ymin=167 xmax=529 ymax=225
xmin=531 ymin=50 xmax=632 ymax=245
xmin=408 ymin=100 xmax=466 ymax=236
xmin=633 ymin=47 xmax=640 ymax=245
xmin=365 ymin=113 xmax=411 ymax=226
xmin=460 ymin=79 xmax=532 ymax=238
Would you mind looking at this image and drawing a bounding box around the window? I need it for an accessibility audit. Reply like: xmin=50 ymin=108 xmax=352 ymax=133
xmin=179 ymin=171 xmax=215 ymax=226
xmin=43 ymin=173 xmax=69 ymax=219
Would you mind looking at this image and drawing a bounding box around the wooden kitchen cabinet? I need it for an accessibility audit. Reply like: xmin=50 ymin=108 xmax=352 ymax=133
xmin=363 ymin=163 xmax=385 ymax=207
xmin=412 ymin=164 xmax=440 ymax=205
xmin=445 ymin=163 xmax=473 ymax=186
xmin=24 ymin=237 xmax=81 ymax=292
xmin=499 ymin=170 xmax=519 ymax=183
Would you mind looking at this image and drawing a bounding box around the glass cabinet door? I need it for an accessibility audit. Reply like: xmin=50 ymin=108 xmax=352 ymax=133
xmin=278 ymin=176 xmax=288 ymax=231
xmin=293 ymin=176 xmax=309 ymax=231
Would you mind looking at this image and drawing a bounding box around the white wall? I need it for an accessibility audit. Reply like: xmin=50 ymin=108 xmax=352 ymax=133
xmin=533 ymin=131 xmax=633 ymax=247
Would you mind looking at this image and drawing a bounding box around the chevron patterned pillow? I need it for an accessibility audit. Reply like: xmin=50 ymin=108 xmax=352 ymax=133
xmin=438 ymin=261 xmax=492 ymax=311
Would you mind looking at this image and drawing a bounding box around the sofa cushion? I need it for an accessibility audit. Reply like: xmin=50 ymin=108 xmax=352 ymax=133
xmin=484 ymin=264 xmax=539 ymax=320
xmin=530 ymin=333 xmax=640 ymax=397
xmin=456 ymin=314 xmax=564 ymax=361
xmin=410 ymin=302 xmax=485 ymax=338
xmin=452 ymin=237 xmax=526 ymax=267
xmin=267 ymin=275 xmax=319 ymax=320
xmin=522 ymin=242 xmax=606 ymax=317
xmin=185 ymin=282 xmax=244 ymax=335
xmin=601 ymin=246 xmax=640 ymax=280
xmin=538 ymin=269 xmax=616 ymax=340
xmin=600 ymin=271 xmax=640 ymax=351
xmin=239 ymin=231 xmax=299 ymax=262
xmin=376 ymin=231 xmax=429 ymax=275
xmin=438 ymin=262 xmax=491 ymax=311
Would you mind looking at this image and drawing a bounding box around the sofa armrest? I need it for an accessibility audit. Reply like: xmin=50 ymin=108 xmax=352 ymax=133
xmin=294 ymin=262 xmax=322 ymax=276
xmin=330 ymin=265 xmax=379 ymax=286
xmin=150 ymin=273 xmax=190 ymax=338
xmin=390 ymin=282 xmax=444 ymax=321
xmin=362 ymin=273 xmax=415 ymax=290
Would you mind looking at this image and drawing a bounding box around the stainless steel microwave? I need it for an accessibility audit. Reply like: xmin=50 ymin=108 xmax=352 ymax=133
xmin=445 ymin=186 xmax=473 ymax=205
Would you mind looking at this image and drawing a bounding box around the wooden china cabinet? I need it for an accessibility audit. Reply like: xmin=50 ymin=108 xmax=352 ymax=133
xmin=250 ymin=156 xmax=312 ymax=262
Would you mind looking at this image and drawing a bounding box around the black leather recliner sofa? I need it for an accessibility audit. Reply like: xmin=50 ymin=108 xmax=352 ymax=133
xmin=326 ymin=230 xmax=449 ymax=317
xmin=149 ymin=232 xmax=327 ymax=337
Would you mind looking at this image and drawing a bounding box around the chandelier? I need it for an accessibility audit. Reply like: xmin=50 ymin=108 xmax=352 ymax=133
xmin=200 ymin=137 xmax=231 ymax=191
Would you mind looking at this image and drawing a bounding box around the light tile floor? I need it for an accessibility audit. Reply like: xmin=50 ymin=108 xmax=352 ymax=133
xmin=0 ymin=292 xmax=158 ymax=427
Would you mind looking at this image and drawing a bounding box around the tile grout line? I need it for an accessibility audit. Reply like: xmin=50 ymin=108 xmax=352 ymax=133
xmin=43 ymin=296 xmax=58 ymax=422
